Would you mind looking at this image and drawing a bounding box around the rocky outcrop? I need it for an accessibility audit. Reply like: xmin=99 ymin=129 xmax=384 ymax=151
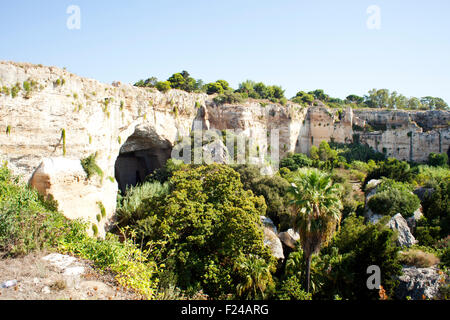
xmin=387 ymin=214 xmax=417 ymax=248
xmin=278 ymin=229 xmax=300 ymax=249
xmin=29 ymin=157 xmax=115 ymax=238
xmin=396 ymin=266 xmax=445 ymax=300
xmin=354 ymin=109 xmax=450 ymax=163
xmin=260 ymin=216 xmax=284 ymax=260
xmin=1 ymin=61 xmax=449 ymax=236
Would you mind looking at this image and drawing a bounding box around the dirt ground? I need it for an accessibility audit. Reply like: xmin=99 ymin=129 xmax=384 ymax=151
xmin=0 ymin=251 xmax=140 ymax=300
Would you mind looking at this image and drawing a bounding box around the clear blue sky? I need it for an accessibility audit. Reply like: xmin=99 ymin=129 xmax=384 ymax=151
xmin=1 ymin=0 xmax=449 ymax=102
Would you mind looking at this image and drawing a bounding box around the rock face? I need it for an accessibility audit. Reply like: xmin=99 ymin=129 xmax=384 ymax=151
xmin=260 ymin=216 xmax=284 ymax=260
xmin=29 ymin=157 xmax=116 ymax=238
xmin=1 ymin=61 xmax=449 ymax=235
xmin=278 ymin=229 xmax=300 ymax=249
xmin=396 ymin=266 xmax=444 ymax=300
xmin=387 ymin=214 xmax=418 ymax=248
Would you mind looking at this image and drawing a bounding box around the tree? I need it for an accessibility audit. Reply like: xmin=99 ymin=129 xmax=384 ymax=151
xmin=155 ymin=81 xmax=171 ymax=92
xmin=206 ymin=82 xmax=225 ymax=95
xmin=235 ymin=254 xmax=274 ymax=299
xmin=287 ymin=168 xmax=343 ymax=292
xmin=345 ymin=95 xmax=364 ymax=105
xmin=120 ymin=164 xmax=274 ymax=298
xmin=319 ymin=214 xmax=402 ymax=300
xmin=428 ymin=152 xmax=449 ymax=167
xmin=292 ymin=91 xmax=315 ymax=105
xmin=308 ymin=89 xmax=329 ymax=102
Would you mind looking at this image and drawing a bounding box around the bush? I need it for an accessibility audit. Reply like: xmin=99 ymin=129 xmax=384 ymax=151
xmin=280 ymin=153 xmax=313 ymax=172
xmin=398 ymin=249 xmax=440 ymax=268
xmin=80 ymin=153 xmax=103 ymax=180
xmin=121 ymin=164 xmax=274 ymax=298
xmin=156 ymin=81 xmax=171 ymax=92
xmin=206 ymin=82 xmax=225 ymax=95
xmin=233 ymin=165 xmax=291 ymax=231
xmin=318 ymin=214 xmax=402 ymax=300
xmin=213 ymin=91 xmax=245 ymax=105
xmin=363 ymin=158 xmax=413 ymax=188
xmin=368 ymin=179 xmax=420 ymax=218
xmin=329 ymin=142 xmax=385 ymax=163
xmin=428 ymin=152 xmax=449 ymax=167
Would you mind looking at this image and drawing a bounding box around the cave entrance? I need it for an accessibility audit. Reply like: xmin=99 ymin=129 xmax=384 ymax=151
xmin=114 ymin=127 xmax=172 ymax=194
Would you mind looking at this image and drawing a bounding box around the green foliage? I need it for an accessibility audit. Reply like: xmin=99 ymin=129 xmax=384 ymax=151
xmin=280 ymin=153 xmax=313 ymax=171
xmin=206 ymin=82 xmax=225 ymax=95
xmin=11 ymin=83 xmax=20 ymax=98
xmin=233 ymin=165 xmax=291 ymax=231
xmin=236 ymin=80 xmax=286 ymax=104
xmin=318 ymin=214 xmax=402 ymax=299
xmin=120 ymin=164 xmax=273 ymax=298
xmin=80 ymin=153 xmax=103 ymax=180
xmin=428 ymin=152 xmax=449 ymax=167
xmin=287 ymin=168 xmax=343 ymax=292
xmin=276 ymin=276 xmax=312 ymax=300
xmin=291 ymin=91 xmax=314 ymax=106
xmin=61 ymin=129 xmax=66 ymax=156
xmin=363 ymin=158 xmax=413 ymax=187
xmin=116 ymin=181 xmax=169 ymax=226
xmin=97 ymin=201 xmax=106 ymax=218
xmin=6 ymin=125 xmax=11 ymax=136
xmin=235 ymin=254 xmax=275 ymax=299
xmin=419 ymin=177 xmax=450 ymax=241
xmin=329 ymin=142 xmax=385 ymax=163
xmin=0 ymin=165 xmax=65 ymax=257
xmin=213 ymin=91 xmax=245 ymax=105
xmin=368 ymin=179 xmax=420 ymax=218
xmin=155 ymin=81 xmax=171 ymax=92
xmin=92 ymin=223 xmax=99 ymax=236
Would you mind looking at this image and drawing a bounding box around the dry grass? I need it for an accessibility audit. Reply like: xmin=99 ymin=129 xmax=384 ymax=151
xmin=399 ymin=249 xmax=440 ymax=268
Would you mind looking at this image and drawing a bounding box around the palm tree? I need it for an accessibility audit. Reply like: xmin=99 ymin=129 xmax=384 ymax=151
xmin=287 ymin=168 xmax=342 ymax=293
xmin=235 ymin=254 xmax=274 ymax=300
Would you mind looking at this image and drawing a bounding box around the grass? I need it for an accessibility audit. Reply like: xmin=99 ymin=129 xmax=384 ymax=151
xmin=399 ymin=249 xmax=440 ymax=268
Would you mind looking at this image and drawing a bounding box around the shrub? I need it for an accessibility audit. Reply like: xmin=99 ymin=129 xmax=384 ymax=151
xmin=363 ymin=158 xmax=413 ymax=188
xmin=280 ymin=153 xmax=313 ymax=172
xmin=233 ymin=165 xmax=291 ymax=230
xmin=428 ymin=152 xmax=448 ymax=167
xmin=318 ymin=214 xmax=402 ymax=300
xmin=329 ymin=142 xmax=385 ymax=163
xmin=368 ymin=179 xmax=420 ymax=218
xmin=80 ymin=153 xmax=103 ymax=180
xmin=398 ymin=249 xmax=440 ymax=268
xmin=206 ymin=82 xmax=225 ymax=95
xmin=121 ymin=164 xmax=274 ymax=298
xmin=213 ymin=91 xmax=245 ymax=105
xmin=156 ymin=81 xmax=171 ymax=92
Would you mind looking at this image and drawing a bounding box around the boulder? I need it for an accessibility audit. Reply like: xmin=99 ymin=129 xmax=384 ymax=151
xmin=413 ymin=187 xmax=434 ymax=202
xmin=278 ymin=229 xmax=300 ymax=249
xmin=387 ymin=213 xmax=417 ymax=247
xmin=29 ymin=157 xmax=117 ymax=238
xmin=260 ymin=216 xmax=284 ymax=260
xmin=202 ymin=139 xmax=230 ymax=164
xmin=396 ymin=266 xmax=445 ymax=300
xmin=406 ymin=208 xmax=423 ymax=231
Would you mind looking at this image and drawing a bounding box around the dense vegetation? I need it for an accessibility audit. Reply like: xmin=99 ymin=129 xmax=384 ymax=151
xmin=1 ymin=137 xmax=449 ymax=300
xmin=134 ymin=72 xmax=449 ymax=110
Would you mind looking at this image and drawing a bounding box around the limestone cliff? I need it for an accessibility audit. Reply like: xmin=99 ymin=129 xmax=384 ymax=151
xmin=0 ymin=61 xmax=448 ymax=235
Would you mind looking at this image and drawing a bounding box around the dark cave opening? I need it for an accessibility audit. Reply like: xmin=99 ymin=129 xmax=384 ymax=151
xmin=114 ymin=129 xmax=172 ymax=194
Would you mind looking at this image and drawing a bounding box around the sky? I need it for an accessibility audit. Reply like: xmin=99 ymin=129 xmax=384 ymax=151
xmin=1 ymin=0 xmax=449 ymax=102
